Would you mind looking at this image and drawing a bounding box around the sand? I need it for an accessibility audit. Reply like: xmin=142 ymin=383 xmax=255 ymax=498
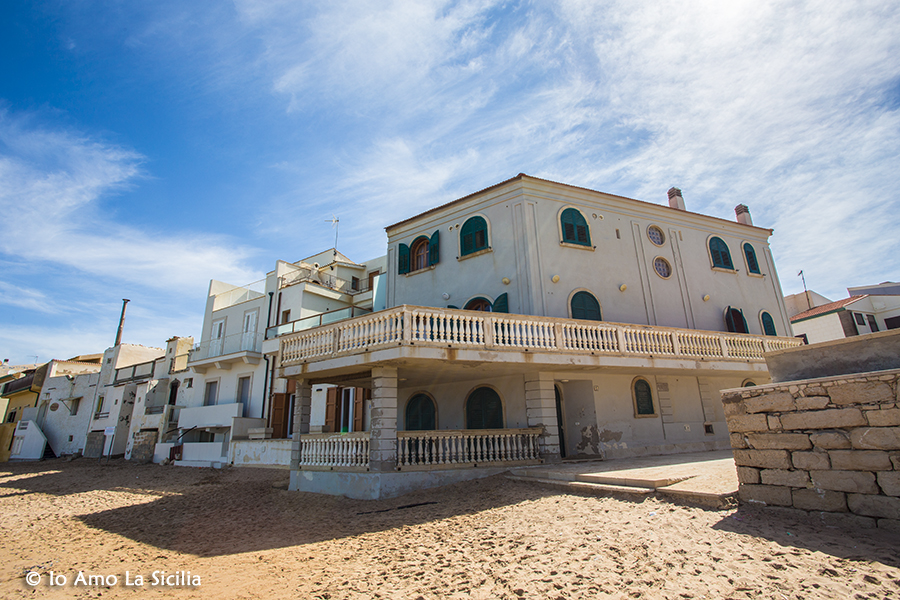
xmin=1 ymin=458 xmax=898 ymax=599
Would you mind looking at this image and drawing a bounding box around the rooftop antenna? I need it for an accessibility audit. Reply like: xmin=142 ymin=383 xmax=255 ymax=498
xmin=798 ymin=270 xmax=810 ymax=310
xmin=326 ymin=215 xmax=339 ymax=256
xmin=115 ymin=299 xmax=130 ymax=346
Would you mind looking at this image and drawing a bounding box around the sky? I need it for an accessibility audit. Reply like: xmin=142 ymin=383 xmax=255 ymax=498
xmin=1 ymin=0 xmax=898 ymax=364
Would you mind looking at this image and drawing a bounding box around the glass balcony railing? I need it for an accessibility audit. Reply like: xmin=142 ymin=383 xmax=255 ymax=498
xmin=266 ymin=306 xmax=372 ymax=339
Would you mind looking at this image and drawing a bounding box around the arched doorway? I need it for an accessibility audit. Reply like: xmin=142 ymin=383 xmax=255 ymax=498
xmin=465 ymin=386 xmax=503 ymax=429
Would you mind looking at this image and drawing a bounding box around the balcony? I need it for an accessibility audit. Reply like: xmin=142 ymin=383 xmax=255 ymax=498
xmin=188 ymin=331 xmax=263 ymax=373
xmin=279 ymin=305 xmax=804 ymax=376
xmin=266 ymin=306 xmax=373 ymax=340
xmin=280 ymin=265 xmax=372 ymax=296
xmin=114 ymin=360 xmax=156 ymax=384
xmin=178 ymin=402 xmax=243 ymax=429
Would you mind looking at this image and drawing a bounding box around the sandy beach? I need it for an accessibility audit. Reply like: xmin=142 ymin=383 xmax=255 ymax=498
xmin=1 ymin=458 xmax=898 ymax=599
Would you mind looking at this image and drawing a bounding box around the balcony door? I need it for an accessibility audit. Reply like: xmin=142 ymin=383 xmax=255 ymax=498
xmin=242 ymin=310 xmax=258 ymax=351
xmin=210 ymin=319 xmax=225 ymax=356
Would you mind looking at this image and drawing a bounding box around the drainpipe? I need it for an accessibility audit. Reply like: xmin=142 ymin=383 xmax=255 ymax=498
xmin=262 ymin=292 xmax=275 ymax=421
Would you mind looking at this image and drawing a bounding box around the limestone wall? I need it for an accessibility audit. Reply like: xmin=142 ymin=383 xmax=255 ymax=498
xmin=722 ymin=368 xmax=900 ymax=530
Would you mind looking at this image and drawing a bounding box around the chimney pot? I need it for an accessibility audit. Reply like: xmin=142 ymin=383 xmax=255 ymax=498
xmin=667 ymin=187 xmax=685 ymax=210
xmin=735 ymin=204 xmax=753 ymax=225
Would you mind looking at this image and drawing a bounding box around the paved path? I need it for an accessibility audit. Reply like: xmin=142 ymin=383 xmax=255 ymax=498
xmin=507 ymin=449 xmax=738 ymax=508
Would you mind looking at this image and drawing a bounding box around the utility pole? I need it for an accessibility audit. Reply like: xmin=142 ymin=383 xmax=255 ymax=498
xmin=114 ymin=299 xmax=130 ymax=346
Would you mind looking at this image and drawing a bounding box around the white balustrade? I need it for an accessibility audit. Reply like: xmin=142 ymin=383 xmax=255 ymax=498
xmin=397 ymin=428 xmax=541 ymax=468
xmin=297 ymin=432 xmax=370 ymax=469
xmin=279 ymin=305 xmax=803 ymax=365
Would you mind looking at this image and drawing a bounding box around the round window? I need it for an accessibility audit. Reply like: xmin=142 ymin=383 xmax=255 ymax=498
xmin=647 ymin=225 xmax=665 ymax=246
xmin=654 ymin=257 xmax=672 ymax=278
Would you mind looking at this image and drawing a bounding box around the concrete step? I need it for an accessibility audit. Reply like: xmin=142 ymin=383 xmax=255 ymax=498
xmin=506 ymin=475 xmax=655 ymax=497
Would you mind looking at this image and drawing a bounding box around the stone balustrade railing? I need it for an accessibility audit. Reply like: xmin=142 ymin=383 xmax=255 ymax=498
xmin=397 ymin=428 xmax=542 ymax=469
xmin=280 ymin=305 xmax=802 ymax=366
xmin=297 ymin=432 xmax=370 ymax=469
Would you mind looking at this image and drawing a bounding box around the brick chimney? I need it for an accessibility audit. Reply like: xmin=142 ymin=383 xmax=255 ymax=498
xmin=734 ymin=204 xmax=752 ymax=225
xmin=667 ymin=187 xmax=685 ymax=210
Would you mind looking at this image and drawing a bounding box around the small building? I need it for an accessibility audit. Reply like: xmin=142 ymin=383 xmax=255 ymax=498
xmin=786 ymin=282 xmax=900 ymax=345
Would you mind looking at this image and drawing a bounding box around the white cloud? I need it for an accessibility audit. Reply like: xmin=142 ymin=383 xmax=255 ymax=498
xmin=240 ymin=1 xmax=900 ymax=299
xmin=0 ymin=110 xmax=262 ymax=290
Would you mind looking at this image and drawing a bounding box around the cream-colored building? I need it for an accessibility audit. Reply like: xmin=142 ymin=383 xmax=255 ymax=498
xmin=158 ymin=250 xmax=386 ymax=467
xmin=274 ymin=174 xmax=802 ymax=499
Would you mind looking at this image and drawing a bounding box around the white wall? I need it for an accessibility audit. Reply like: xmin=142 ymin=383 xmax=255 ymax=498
xmin=37 ymin=372 xmax=100 ymax=456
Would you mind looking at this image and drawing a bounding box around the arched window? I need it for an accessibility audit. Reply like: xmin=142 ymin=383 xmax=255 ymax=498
xmin=761 ymin=311 xmax=777 ymax=336
xmin=570 ymin=291 xmax=602 ymax=321
xmin=411 ymin=237 xmax=430 ymax=271
xmin=725 ymin=306 xmax=749 ymax=334
xmin=709 ymin=237 xmax=734 ymax=270
xmin=461 ymin=216 xmax=488 ymax=256
xmin=466 ymin=386 xmax=503 ymax=429
xmin=560 ymin=208 xmax=591 ymax=246
xmin=632 ymin=378 xmax=656 ymax=416
xmin=465 ymin=297 xmax=492 ymax=311
xmin=398 ymin=231 xmax=440 ymax=274
xmin=405 ymin=394 xmax=436 ymax=431
xmin=743 ymin=243 xmax=761 ymax=274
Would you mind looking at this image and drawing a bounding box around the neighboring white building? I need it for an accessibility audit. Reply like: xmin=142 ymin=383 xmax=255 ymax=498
xmin=159 ymin=250 xmax=386 ymax=467
xmin=787 ymin=283 xmax=900 ymax=345
xmin=34 ymin=361 xmax=103 ymax=457
xmin=83 ymin=344 xmax=168 ymax=458
xmin=273 ymin=174 xmax=803 ymax=499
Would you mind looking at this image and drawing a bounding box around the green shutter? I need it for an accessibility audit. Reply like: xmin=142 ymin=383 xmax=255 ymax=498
xmin=406 ymin=394 xmax=436 ymax=431
xmin=492 ymin=293 xmax=508 ymax=313
xmin=724 ymin=306 xmax=736 ymax=332
xmin=466 ymin=387 xmax=503 ymax=429
xmin=634 ymin=380 xmax=654 ymax=415
xmin=571 ymin=291 xmax=602 ymax=321
xmin=429 ymin=230 xmax=440 ymax=265
xmin=398 ymin=243 xmax=410 ymax=274
xmin=461 ymin=217 xmax=488 ymax=256
xmin=761 ymin=312 xmax=777 ymax=336
xmin=743 ymin=243 xmax=760 ymax=274
xmin=710 ymin=237 xmax=733 ymax=269
xmin=447 ymin=305 xmax=459 ymax=309
xmin=561 ymin=208 xmax=591 ymax=246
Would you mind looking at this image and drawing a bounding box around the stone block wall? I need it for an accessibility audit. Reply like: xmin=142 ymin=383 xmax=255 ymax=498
xmin=722 ymin=368 xmax=900 ymax=530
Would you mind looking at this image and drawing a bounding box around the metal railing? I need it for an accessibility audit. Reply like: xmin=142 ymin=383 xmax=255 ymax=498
xmin=280 ymin=266 xmax=372 ymax=295
xmin=189 ymin=331 xmax=263 ymax=362
xmin=114 ymin=360 xmax=156 ymax=384
xmin=280 ymin=305 xmax=803 ymax=366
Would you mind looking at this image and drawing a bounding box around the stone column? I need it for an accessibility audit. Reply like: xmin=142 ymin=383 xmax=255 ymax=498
xmin=289 ymin=379 xmax=312 ymax=470
xmin=524 ymin=372 xmax=561 ymax=462
xmin=369 ymin=366 xmax=398 ymax=472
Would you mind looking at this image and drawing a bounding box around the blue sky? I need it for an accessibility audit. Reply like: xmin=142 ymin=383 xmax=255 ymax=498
xmin=1 ymin=0 xmax=898 ymax=364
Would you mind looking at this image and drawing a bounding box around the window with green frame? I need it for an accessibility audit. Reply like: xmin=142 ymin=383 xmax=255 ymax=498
xmin=761 ymin=311 xmax=777 ymax=336
xmin=709 ymin=236 xmax=734 ymax=269
xmin=466 ymin=386 xmax=503 ymax=429
xmin=398 ymin=230 xmax=440 ymax=274
xmin=405 ymin=393 xmax=436 ymax=430
xmin=743 ymin=243 xmax=761 ymax=274
xmin=570 ymin=291 xmax=602 ymax=321
xmin=560 ymin=208 xmax=591 ymax=246
xmin=633 ymin=378 xmax=655 ymax=416
xmin=460 ymin=216 xmax=488 ymax=256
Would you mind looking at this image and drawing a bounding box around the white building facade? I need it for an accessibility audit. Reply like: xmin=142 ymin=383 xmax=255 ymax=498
xmin=275 ymin=175 xmax=803 ymax=499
